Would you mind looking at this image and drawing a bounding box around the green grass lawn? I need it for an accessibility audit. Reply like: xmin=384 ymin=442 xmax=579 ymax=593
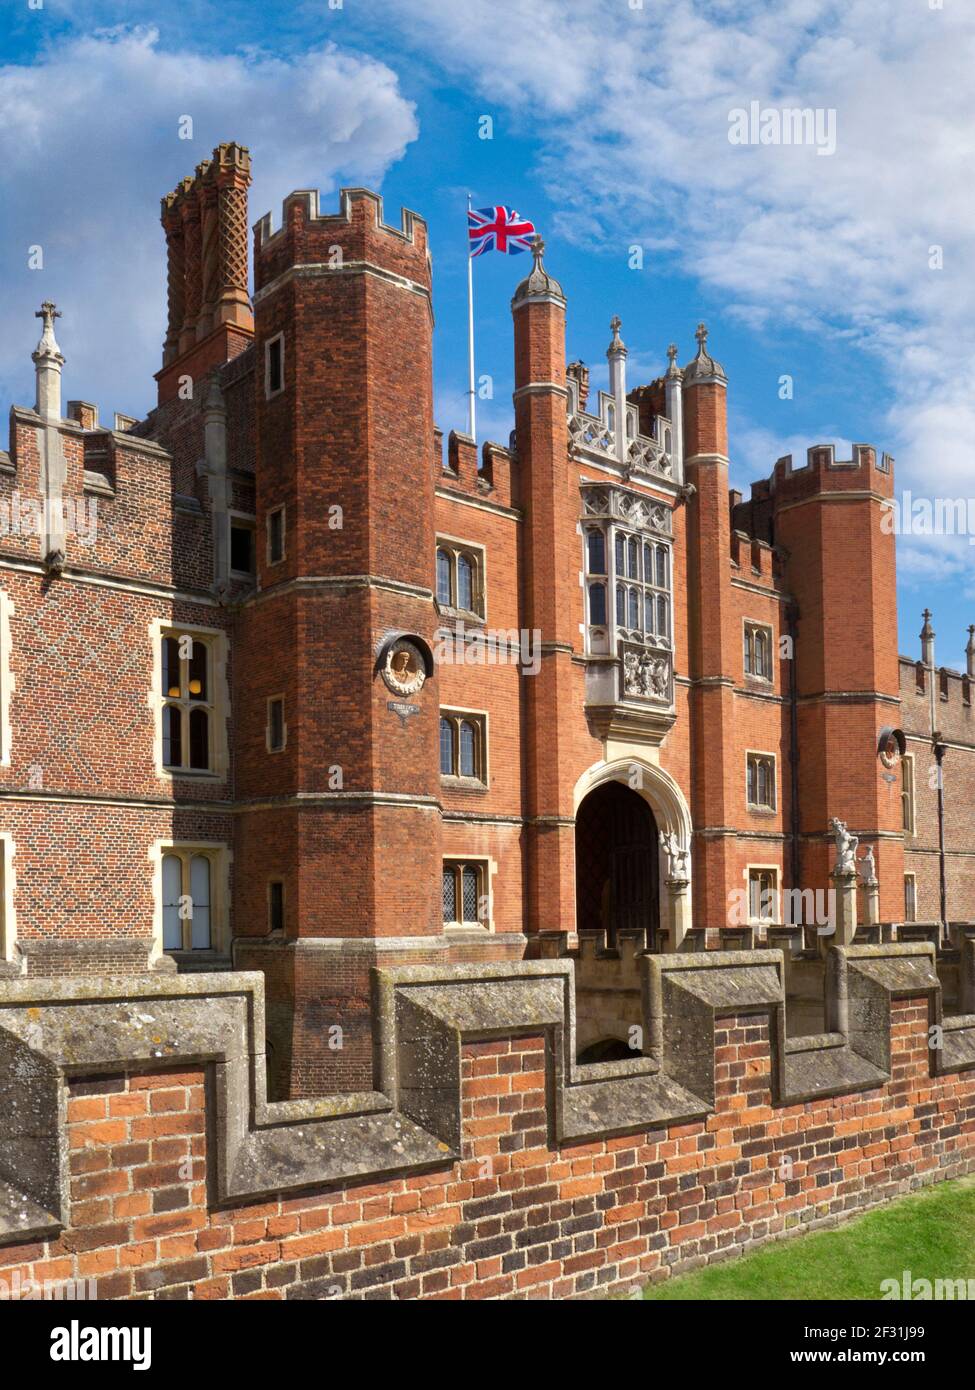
xmin=643 ymin=1176 xmax=975 ymax=1300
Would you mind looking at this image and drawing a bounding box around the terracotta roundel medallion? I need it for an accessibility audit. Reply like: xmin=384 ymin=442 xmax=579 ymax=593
xmin=382 ymin=639 xmax=426 ymax=697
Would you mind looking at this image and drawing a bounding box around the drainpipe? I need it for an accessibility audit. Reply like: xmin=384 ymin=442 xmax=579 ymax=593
xmin=936 ymin=742 xmax=947 ymax=939
xmin=921 ymin=611 xmax=947 ymax=940
xmin=787 ymin=602 xmax=801 ymax=904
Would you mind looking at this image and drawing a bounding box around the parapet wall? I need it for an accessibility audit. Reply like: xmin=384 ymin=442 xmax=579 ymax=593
xmin=0 ymin=946 xmax=973 ymax=1300
xmin=252 ymin=187 xmax=431 ymax=297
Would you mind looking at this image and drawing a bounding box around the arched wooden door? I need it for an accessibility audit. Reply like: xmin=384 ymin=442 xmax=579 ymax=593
xmin=575 ymin=780 xmax=659 ymax=948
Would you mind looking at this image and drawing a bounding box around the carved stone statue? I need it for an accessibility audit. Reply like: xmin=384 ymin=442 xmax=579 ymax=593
xmin=623 ymin=650 xmax=640 ymax=695
xmin=829 ymin=817 xmax=858 ymax=875
xmin=661 ymin=830 xmax=689 ymax=881
xmin=859 ymin=845 xmax=876 ymax=883
xmin=624 ymin=649 xmax=669 ymax=700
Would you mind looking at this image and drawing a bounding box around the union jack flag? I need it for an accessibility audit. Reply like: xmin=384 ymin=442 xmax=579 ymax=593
xmin=468 ymin=205 xmax=538 ymax=258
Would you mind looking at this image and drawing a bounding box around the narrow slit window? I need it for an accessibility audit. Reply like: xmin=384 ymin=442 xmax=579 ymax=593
xmin=269 ymin=880 xmax=284 ymax=933
xmin=266 ymin=335 xmax=284 ymax=396
xmin=268 ymin=697 xmax=285 ymax=752
xmin=267 ymin=508 xmax=285 ymax=565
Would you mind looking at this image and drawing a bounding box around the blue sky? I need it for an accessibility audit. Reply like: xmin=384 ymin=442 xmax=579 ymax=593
xmin=2 ymin=0 xmax=973 ymax=668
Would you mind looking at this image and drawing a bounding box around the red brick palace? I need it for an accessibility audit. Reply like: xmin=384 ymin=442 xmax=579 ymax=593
xmin=2 ymin=144 xmax=973 ymax=1097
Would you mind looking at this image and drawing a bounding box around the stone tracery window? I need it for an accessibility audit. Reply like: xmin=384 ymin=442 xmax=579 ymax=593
xmin=161 ymin=849 xmax=215 ymax=951
xmin=439 ymin=710 xmax=487 ymax=783
xmin=435 ymin=538 xmax=484 ymax=618
xmin=161 ymin=634 xmax=213 ymax=771
xmin=441 ymin=859 xmax=488 ymax=926
xmin=744 ymin=622 xmax=773 ymax=680
xmin=584 ymin=528 xmax=670 ymax=647
xmin=746 ymin=753 xmax=776 ymax=811
xmin=581 ymin=483 xmax=674 ymax=709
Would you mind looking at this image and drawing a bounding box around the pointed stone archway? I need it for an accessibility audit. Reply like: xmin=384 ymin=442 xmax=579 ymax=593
xmin=575 ymin=781 xmax=659 ymax=948
xmin=573 ymin=758 xmax=693 ymax=950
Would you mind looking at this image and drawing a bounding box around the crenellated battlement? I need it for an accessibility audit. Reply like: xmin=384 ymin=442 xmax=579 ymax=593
xmin=252 ymin=186 xmax=430 ymax=297
xmin=436 ymin=429 xmax=516 ymax=510
xmin=770 ymin=441 xmax=894 ymax=501
xmin=899 ymin=653 xmax=973 ymax=712
xmin=0 ymin=947 xmax=973 ymax=1300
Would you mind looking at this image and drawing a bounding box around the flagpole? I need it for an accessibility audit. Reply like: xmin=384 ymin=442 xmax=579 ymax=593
xmin=466 ymin=193 xmax=476 ymax=443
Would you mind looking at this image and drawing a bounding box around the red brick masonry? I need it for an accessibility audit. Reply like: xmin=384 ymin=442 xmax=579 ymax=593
xmin=1 ymin=974 xmax=973 ymax=1300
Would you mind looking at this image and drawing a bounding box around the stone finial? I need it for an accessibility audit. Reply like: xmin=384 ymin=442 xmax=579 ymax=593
xmin=511 ymin=233 xmax=565 ymax=308
xmin=32 ymin=301 xmax=65 ymax=421
xmin=34 ymin=301 xmax=62 ymax=356
xmin=606 ymin=315 xmax=627 ymax=358
xmin=666 ymin=342 xmax=682 ymax=379
xmin=920 ymin=608 xmax=935 ymax=668
xmin=682 ymin=319 xmax=726 ymax=385
xmin=967 ymin=624 xmax=975 ymax=679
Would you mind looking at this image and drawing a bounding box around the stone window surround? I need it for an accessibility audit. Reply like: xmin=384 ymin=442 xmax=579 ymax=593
xmin=229 ymin=510 xmax=257 ymax=577
xmin=745 ymin=863 xmax=780 ymax=928
xmin=582 ymin=520 xmax=673 ymax=655
xmin=266 ymin=504 xmax=286 ymax=567
xmin=743 ymin=618 xmax=774 ymax=683
xmin=439 ymin=705 xmax=489 ymax=787
xmin=264 ymin=331 xmax=285 ymax=400
xmin=441 ymin=855 xmax=494 ymax=931
xmin=901 ymin=754 xmax=916 ymax=836
xmin=266 ymin=694 xmax=287 ymax=754
xmin=0 ymin=833 xmax=16 ymax=962
xmin=149 ymin=619 xmax=230 ymax=782
xmin=267 ymin=878 xmax=285 ymax=934
xmin=149 ymin=838 xmax=231 ymax=962
xmin=745 ymin=750 xmax=777 ymax=813
xmin=0 ymin=589 xmax=13 ymax=768
xmin=903 ymin=872 xmax=917 ymax=923
xmin=435 ymin=533 xmax=487 ymax=621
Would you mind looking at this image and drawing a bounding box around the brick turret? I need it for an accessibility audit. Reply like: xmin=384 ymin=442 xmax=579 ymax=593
xmin=234 ymin=186 xmax=441 ymax=1095
xmin=771 ymin=444 xmax=902 ymax=917
xmin=510 ymin=238 xmax=575 ymax=935
xmin=682 ymin=324 xmax=737 ymax=924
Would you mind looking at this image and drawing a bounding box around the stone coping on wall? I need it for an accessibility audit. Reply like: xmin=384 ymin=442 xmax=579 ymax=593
xmin=0 ymin=945 xmax=973 ymax=1246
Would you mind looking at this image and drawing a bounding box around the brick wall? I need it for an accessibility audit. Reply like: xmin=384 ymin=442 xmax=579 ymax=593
xmin=2 ymin=989 xmax=972 ymax=1301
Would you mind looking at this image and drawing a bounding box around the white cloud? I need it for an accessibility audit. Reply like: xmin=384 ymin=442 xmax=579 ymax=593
xmin=382 ymin=0 xmax=975 ymax=502
xmin=0 ymin=27 xmax=417 ymax=419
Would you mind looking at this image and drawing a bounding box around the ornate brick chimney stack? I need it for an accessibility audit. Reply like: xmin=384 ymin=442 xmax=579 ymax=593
xmin=156 ymin=142 xmax=254 ymax=404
